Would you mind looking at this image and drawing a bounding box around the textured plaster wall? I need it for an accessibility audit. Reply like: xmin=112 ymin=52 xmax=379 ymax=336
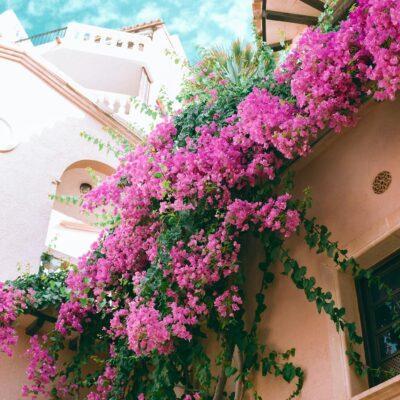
xmin=0 ymin=58 xmax=118 ymax=281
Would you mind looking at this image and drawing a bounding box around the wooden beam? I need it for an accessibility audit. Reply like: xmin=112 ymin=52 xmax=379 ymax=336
xmin=299 ymin=0 xmax=325 ymax=12
xmin=30 ymin=310 xmax=57 ymax=323
xmin=266 ymin=10 xmax=319 ymax=25
xmin=262 ymin=0 xmax=267 ymax=42
xmin=333 ymin=0 xmax=356 ymax=23
xmin=26 ymin=318 xmax=45 ymax=336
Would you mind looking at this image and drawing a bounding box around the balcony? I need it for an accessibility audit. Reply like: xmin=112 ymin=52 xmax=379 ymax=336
xmin=15 ymin=22 xmax=150 ymax=53
xmin=15 ymin=22 xmax=153 ymax=98
xmin=352 ymin=375 xmax=400 ymax=400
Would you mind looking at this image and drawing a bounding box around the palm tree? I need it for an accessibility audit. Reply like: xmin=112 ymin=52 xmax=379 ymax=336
xmin=198 ymin=38 xmax=274 ymax=85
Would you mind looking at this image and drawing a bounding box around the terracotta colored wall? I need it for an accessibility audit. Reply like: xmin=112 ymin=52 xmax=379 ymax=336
xmin=239 ymin=97 xmax=400 ymax=399
xmin=0 ymin=315 xmax=77 ymax=400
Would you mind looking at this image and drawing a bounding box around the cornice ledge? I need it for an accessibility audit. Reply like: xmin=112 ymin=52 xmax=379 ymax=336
xmin=352 ymin=375 xmax=400 ymax=400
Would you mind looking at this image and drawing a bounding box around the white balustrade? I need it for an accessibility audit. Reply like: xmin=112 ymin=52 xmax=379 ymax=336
xmin=90 ymin=90 xmax=133 ymax=118
xmin=89 ymin=89 xmax=154 ymax=129
xmin=64 ymin=22 xmax=149 ymax=53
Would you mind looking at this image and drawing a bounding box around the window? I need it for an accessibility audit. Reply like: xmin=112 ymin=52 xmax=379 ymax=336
xmin=357 ymin=252 xmax=400 ymax=386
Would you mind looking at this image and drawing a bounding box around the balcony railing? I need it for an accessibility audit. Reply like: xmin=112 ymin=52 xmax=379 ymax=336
xmin=88 ymin=89 xmax=153 ymax=128
xmin=15 ymin=27 xmax=67 ymax=46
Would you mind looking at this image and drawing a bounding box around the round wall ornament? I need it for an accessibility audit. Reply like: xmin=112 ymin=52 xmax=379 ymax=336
xmin=372 ymin=171 xmax=392 ymax=194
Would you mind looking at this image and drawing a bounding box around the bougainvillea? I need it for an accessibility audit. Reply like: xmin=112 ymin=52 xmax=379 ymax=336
xmin=0 ymin=283 xmax=28 ymax=356
xmin=1 ymin=0 xmax=399 ymax=399
xmin=22 ymin=335 xmax=57 ymax=398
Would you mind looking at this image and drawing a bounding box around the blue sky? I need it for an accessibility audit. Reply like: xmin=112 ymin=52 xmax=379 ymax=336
xmin=1 ymin=0 xmax=254 ymax=60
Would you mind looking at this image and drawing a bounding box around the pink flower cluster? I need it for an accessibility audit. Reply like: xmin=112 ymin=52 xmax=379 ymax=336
xmin=225 ymin=195 xmax=300 ymax=237
xmin=276 ymin=0 xmax=400 ymax=130
xmin=183 ymin=394 xmax=201 ymax=400
xmin=126 ymin=299 xmax=172 ymax=355
xmin=87 ymin=365 xmax=118 ymax=400
xmin=22 ymin=335 xmax=57 ymax=399
xmin=214 ymin=286 xmax=243 ymax=318
xmin=0 ymin=283 xmax=28 ymax=356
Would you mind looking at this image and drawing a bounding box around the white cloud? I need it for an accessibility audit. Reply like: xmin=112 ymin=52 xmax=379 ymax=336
xmin=210 ymin=0 xmax=252 ymax=39
xmin=76 ymin=1 xmax=138 ymax=27
xmin=26 ymin=0 xmax=59 ymax=17
xmin=168 ymin=15 xmax=193 ymax=34
xmin=59 ymin=0 xmax=98 ymax=15
xmin=192 ymin=30 xmax=226 ymax=51
xmin=135 ymin=2 xmax=165 ymax=22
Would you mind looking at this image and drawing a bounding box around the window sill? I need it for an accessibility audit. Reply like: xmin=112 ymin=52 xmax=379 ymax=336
xmin=352 ymin=375 xmax=400 ymax=400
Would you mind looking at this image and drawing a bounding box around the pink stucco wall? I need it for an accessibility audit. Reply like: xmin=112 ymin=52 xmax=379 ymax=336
xmin=240 ymin=97 xmax=400 ymax=399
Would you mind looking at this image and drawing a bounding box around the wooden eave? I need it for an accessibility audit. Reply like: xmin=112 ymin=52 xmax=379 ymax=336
xmin=253 ymin=0 xmax=356 ymax=48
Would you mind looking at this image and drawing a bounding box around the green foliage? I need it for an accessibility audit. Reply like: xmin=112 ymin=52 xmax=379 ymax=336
xmin=11 ymin=253 xmax=69 ymax=310
xmin=174 ymin=40 xmax=293 ymax=147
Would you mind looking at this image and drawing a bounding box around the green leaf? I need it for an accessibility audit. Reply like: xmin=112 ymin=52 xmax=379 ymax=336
xmin=80 ymin=298 xmax=89 ymax=307
xmin=282 ymin=363 xmax=296 ymax=383
xmin=225 ymin=366 xmax=237 ymax=377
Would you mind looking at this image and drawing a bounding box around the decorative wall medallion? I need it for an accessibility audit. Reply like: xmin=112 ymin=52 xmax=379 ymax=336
xmin=80 ymin=182 xmax=93 ymax=194
xmin=0 ymin=118 xmax=17 ymax=152
xmin=372 ymin=171 xmax=392 ymax=194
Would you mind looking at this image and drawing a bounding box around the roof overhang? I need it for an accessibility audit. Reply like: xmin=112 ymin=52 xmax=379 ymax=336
xmin=252 ymin=0 xmax=356 ymax=50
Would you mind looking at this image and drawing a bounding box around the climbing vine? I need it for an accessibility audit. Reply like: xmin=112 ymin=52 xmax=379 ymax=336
xmin=0 ymin=0 xmax=399 ymax=399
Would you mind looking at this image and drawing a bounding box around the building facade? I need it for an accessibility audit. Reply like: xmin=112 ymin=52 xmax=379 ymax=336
xmin=0 ymin=10 xmax=185 ymax=281
xmin=0 ymin=2 xmax=399 ymax=399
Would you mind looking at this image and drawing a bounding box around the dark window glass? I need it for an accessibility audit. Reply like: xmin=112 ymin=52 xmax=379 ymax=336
xmin=357 ymin=252 xmax=400 ymax=387
xmin=378 ymin=329 xmax=400 ymax=358
xmin=374 ymin=297 xmax=400 ymax=330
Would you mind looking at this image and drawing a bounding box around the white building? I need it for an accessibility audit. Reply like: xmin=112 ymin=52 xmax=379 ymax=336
xmin=0 ymin=10 xmax=186 ymax=281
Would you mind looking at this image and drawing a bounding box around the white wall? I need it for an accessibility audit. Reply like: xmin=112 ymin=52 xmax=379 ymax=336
xmin=0 ymin=58 xmax=118 ymax=281
xmin=41 ymin=45 xmax=144 ymax=96
xmin=147 ymin=27 xmax=186 ymax=105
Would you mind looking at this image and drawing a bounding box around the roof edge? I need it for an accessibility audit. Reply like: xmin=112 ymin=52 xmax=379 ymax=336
xmin=120 ymin=19 xmax=164 ymax=34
